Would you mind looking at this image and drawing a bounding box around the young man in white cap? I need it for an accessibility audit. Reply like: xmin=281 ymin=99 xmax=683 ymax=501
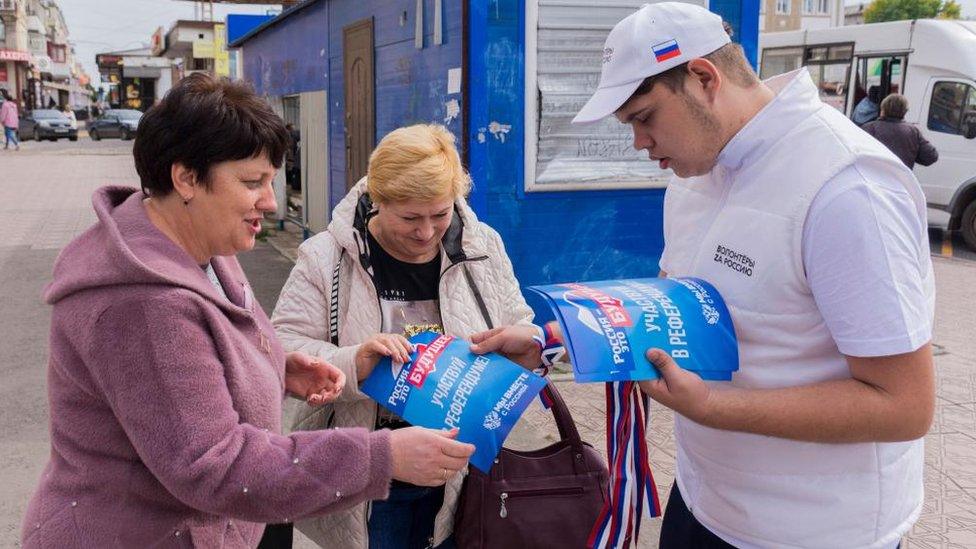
xmin=474 ymin=2 xmax=934 ymax=548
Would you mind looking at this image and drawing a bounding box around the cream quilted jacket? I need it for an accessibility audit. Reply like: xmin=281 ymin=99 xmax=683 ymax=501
xmin=271 ymin=178 xmax=534 ymax=548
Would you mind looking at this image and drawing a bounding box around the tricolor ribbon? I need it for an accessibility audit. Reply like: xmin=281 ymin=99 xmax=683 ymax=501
xmin=535 ymin=322 xmax=567 ymax=410
xmin=588 ymin=381 xmax=661 ymax=548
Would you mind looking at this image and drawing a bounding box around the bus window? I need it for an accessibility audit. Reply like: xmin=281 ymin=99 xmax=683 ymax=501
xmin=800 ymin=42 xmax=853 ymax=113
xmin=809 ymin=63 xmax=850 ymax=112
xmin=852 ymin=56 xmax=906 ymax=117
xmin=760 ymin=47 xmax=803 ymax=79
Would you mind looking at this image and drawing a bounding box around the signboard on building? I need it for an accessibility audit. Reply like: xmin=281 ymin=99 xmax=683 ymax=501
xmin=33 ymin=55 xmax=52 ymax=73
xmin=0 ymin=65 xmax=7 ymax=83
xmin=214 ymin=23 xmax=230 ymax=77
xmin=0 ymin=49 xmax=32 ymax=63
xmin=151 ymin=27 xmax=166 ymax=57
xmin=96 ymin=54 xmax=122 ymax=67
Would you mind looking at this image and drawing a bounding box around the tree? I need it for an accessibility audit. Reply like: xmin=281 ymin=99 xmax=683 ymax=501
xmin=863 ymin=0 xmax=961 ymax=23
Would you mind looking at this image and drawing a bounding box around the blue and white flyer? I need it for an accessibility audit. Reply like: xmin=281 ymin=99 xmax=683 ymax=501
xmin=360 ymin=331 xmax=548 ymax=472
xmin=528 ymin=278 xmax=738 ymax=383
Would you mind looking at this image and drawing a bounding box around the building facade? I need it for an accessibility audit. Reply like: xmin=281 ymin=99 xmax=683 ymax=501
xmin=0 ymin=0 xmax=90 ymax=109
xmin=759 ymin=0 xmax=844 ymax=32
xmin=232 ymin=0 xmax=760 ymax=288
xmin=95 ymin=47 xmax=177 ymax=112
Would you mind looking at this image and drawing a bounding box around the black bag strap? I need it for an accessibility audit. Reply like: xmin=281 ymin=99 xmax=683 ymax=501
xmin=329 ymin=249 xmax=344 ymax=345
xmin=542 ymin=383 xmax=584 ymax=447
xmin=461 ymin=264 xmax=493 ymax=330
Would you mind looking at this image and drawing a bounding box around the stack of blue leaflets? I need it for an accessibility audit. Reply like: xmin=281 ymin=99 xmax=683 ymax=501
xmin=528 ymin=278 xmax=739 ymax=382
xmin=360 ymin=331 xmax=548 ymax=472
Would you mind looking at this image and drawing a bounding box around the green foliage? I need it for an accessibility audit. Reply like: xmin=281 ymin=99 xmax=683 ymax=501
xmin=863 ymin=0 xmax=962 ymax=23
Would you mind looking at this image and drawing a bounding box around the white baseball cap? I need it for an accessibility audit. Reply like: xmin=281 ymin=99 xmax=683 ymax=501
xmin=573 ymin=2 xmax=731 ymax=124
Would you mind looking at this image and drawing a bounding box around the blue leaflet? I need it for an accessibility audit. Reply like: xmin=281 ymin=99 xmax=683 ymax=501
xmin=360 ymin=331 xmax=548 ymax=472
xmin=528 ymin=278 xmax=739 ymax=383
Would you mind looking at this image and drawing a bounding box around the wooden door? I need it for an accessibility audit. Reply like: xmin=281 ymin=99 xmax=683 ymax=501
xmin=343 ymin=18 xmax=375 ymax=192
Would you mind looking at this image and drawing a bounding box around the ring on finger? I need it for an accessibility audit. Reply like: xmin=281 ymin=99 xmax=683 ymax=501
xmin=442 ymin=468 xmax=450 ymax=481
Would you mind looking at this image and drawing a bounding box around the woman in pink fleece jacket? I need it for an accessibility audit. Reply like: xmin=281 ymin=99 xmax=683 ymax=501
xmin=21 ymin=74 xmax=473 ymax=548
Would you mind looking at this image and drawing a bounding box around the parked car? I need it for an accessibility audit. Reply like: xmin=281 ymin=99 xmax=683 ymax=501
xmin=18 ymin=109 xmax=78 ymax=142
xmin=88 ymin=109 xmax=143 ymax=141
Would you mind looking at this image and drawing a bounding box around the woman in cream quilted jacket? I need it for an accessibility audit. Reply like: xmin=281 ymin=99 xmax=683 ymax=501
xmin=271 ymin=124 xmax=538 ymax=548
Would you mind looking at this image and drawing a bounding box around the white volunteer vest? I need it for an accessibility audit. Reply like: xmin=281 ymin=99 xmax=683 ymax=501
xmin=660 ymin=70 xmax=931 ymax=549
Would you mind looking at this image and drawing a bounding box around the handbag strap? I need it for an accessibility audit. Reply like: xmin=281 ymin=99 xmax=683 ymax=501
xmin=462 ymin=264 xmax=494 ymax=330
xmin=329 ymin=250 xmax=344 ymax=345
xmin=492 ymin=382 xmax=587 ymax=480
xmin=542 ymin=383 xmax=584 ymax=448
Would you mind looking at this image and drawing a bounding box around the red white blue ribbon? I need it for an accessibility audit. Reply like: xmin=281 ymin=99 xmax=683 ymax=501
xmin=588 ymin=381 xmax=661 ymax=548
xmin=535 ymin=323 xmax=566 ymax=410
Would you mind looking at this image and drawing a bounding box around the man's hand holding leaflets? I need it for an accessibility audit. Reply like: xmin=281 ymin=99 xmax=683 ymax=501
xmin=470 ymin=276 xmax=739 ymax=548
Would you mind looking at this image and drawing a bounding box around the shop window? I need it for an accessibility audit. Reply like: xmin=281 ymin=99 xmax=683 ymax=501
xmin=804 ymin=0 xmax=830 ymax=14
xmin=526 ymin=0 xmax=672 ymax=191
xmin=928 ymin=82 xmax=976 ymax=136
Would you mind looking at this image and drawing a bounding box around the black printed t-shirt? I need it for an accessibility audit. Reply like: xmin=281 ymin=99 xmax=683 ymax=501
xmin=367 ymin=229 xmax=444 ymax=432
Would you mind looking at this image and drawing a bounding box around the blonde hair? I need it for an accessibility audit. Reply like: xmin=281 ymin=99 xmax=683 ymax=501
xmin=367 ymin=124 xmax=471 ymax=203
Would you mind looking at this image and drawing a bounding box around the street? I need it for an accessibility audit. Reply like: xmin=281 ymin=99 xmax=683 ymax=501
xmin=1 ymin=140 xmax=975 ymax=548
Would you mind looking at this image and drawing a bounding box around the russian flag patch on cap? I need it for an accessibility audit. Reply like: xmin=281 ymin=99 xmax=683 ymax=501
xmin=652 ymin=39 xmax=681 ymax=62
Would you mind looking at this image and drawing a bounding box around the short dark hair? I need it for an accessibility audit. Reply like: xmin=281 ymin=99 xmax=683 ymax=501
xmin=133 ymin=73 xmax=290 ymax=196
xmin=625 ymin=42 xmax=759 ymax=105
xmin=867 ymin=85 xmax=882 ymax=104
xmin=880 ymin=93 xmax=909 ymax=120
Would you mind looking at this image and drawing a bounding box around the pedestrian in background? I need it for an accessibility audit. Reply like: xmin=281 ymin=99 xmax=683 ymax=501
xmin=1 ymin=89 xmax=20 ymax=151
xmin=284 ymin=122 xmax=301 ymax=191
xmin=863 ymin=93 xmax=939 ymax=169
xmin=853 ymin=84 xmax=882 ymax=125
xmin=21 ymin=74 xmax=473 ymax=548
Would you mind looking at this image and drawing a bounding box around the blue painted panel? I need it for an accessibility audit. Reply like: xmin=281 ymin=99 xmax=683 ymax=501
xmin=240 ymin=1 xmax=329 ymax=97
xmin=327 ymin=0 xmax=464 ymax=212
xmin=710 ymin=0 xmax=760 ymax=67
xmin=327 ymin=0 xmax=457 ymax=54
xmin=469 ymin=0 xmax=667 ymax=287
xmin=228 ymin=14 xmax=275 ymax=45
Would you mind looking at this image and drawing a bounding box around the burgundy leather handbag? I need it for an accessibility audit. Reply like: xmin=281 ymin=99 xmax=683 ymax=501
xmin=453 ymin=383 xmax=609 ymax=548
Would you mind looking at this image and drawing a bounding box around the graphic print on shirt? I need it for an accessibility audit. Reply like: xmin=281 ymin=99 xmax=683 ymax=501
xmin=367 ymin=230 xmax=444 ymax=430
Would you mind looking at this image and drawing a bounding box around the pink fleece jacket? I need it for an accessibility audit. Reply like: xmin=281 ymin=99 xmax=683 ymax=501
xmin=0 ymin=100 xmax=18 ymax=129
xmin=22 ymin=187 xmax=392 ymax=548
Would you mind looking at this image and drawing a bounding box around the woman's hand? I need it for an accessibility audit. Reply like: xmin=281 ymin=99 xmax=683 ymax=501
xmin=469 ymin=324 xmax=544 ymax=370
xmin=389 ymin=427 xmax=475 ymax=486
xmin=354 ymin=333 xmax=414 ymax=381
xmin=285 ymin=352 xmax=346 ymax=406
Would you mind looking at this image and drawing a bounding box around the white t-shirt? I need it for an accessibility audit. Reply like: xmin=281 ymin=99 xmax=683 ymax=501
xmin=803 ymin=162 xmax=934 ymax=358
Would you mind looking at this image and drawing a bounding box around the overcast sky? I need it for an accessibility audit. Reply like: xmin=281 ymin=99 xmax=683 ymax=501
xmin=58 ymin=0 xmax=975 ymax=88
xmin=59 ymin=0 xmax=282 ymax=87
